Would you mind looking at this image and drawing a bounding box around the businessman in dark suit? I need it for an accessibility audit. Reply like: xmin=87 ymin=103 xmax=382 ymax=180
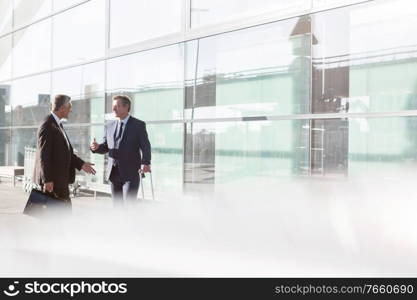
xmin=33 ymin=94 xmax=96 ymax=209
xmin=90 ymin=95 xmax=151 ymax=205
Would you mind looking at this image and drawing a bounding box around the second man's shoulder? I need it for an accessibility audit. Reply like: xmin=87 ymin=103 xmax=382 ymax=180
xmin=39 ymin=114 xmax=56 ymax=130
xmin=129 ymin=116 xmax=146 ymax=127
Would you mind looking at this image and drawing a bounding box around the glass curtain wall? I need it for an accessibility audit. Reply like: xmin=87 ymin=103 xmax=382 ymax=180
xmin=184 ymin=16 xmax=311 ymax=184
xmin=311 ymin=0 xmax=417 ymax=176
xmin=0 ymin=0 xmax=417 ymax=197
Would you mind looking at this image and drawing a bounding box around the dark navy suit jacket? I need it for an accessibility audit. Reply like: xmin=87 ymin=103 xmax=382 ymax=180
xmin=92 ymin=116 xmax=151 ymax=182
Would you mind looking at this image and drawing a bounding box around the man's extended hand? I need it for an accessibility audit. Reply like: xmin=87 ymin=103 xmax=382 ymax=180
xmin=141 ymin=165 xmax=151 ymax=173
xmin=90 ymin=138 xmax=99 ymax=151
xmin=82 ymin=162 xmax=96 ymax=175
xmin=44 ymin=182 xmax=54 ymax=193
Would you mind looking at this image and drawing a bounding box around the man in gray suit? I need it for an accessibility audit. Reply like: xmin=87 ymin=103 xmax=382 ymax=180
xmin=90 ymin=95 xmax=151 ymax=205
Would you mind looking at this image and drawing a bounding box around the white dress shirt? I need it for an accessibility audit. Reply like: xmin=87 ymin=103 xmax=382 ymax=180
xmin=115 ymin=114 xmax=130 ymax=149
xmin=51 ymin=111 xmax=70 ymax=149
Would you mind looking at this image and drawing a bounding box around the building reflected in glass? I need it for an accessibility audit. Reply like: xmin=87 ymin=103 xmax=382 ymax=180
xmin=1 ymin=0 xmax=417 ymax=198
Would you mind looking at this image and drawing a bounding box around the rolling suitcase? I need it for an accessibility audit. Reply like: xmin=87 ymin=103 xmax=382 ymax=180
xmin=139 ymin=171 xmax=155 ymax=201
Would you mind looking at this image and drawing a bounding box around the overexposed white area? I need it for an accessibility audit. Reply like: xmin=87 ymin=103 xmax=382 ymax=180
xmin=110 ymin=0 xmax=182 ymax=48
xmin=1 ymin=167 xmax=417 ymax=277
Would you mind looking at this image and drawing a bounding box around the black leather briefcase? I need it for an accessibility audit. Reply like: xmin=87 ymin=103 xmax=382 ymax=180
xmin=23 ymin=189 xmax=70 ymax=218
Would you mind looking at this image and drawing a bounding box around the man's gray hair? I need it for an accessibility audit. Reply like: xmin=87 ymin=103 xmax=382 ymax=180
xmin=52 ymin=94 xmax=71 ymax=112
xmin=112 ymin=94 xmax=131 ymax=112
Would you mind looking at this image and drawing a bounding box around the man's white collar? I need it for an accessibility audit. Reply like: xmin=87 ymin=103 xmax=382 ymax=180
xmin=51 ymin=111 xmax=62 ymax=124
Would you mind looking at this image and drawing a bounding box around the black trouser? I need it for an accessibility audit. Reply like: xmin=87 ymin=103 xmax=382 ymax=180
xmin=54 ymin=186 xmax=72 ymax=212
xmin=54 ymin=186 xmax=70 ymax=200
xmin=109 ymin=166 xmax=140 ymax=206
xmin=40 ymin=184 xmax=72 ymax=213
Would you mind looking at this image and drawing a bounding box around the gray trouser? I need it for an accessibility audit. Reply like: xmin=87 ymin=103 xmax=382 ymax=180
xmin=109 ymin=166 xmax=139 ymax=206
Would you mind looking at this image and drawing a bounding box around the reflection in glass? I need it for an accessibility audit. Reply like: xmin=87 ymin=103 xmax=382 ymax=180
xmin=307 ymin=116 xmax=417 ymax=178
xmin=191 ymin=0 xmax=310 ymax=27
xmin=311 ymin=119 xmax=348 ymax=176
xmin=52 ymin=61 xmax=105 ymax=124
xmin=348 ymin=116 xmax=417 ymax=178
xmin=11 ymin=73 xmax=51 ymax=126
xmin=11 ymin=127 xmax=37 ymax=166
xmin=107 ymin=44 xmax=184 ymax=121
xmin=65 ymin=125 xmax=102 ymax=184
xmin=53 ymin=0 xmax=105 ymax=67
xmin=0 ymin=35 xmax=12 ymax=82
xmin=13 ymin=19 xmax=51 ymax=77
xmin=185 ymin=17 xmax=311 ymax=119
xmin=185 ymin=120 xmax=310 ymax=184
xmin=147 ymin=123 xmax=183 ymax=194
xmin=312 ymin=0 xmax=417 ymax=114
xmin=110 ymin=0 xmax=182 ymax=48
xmin=13 ymin=0 xmax=52 ymax=28
xmin=0 ymin=129 xmax=11 ymax=166
xmin=0 ymin=83 xmax=11 ymax=127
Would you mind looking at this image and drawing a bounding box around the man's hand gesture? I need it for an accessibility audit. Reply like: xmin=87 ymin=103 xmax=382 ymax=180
xmin=90 ymin=138 xmax=99 ymax=151
xmin=82 ymin=162 xmax=96 ymax=175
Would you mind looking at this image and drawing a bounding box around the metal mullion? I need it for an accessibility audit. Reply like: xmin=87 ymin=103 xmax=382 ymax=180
xmin=181 ymin=0 xmax=191 ymax=189
xmin=3 ymin=0 xmax=387 ymax=85
xmin=104 ymin=0 xmax=110 ymax=118
xmin=105 ymin=0 xmax=111 ymax=56
xmin=1 ymin=0 xmax=376 ymax=41
xmin=0 ymin=0 xmax=92 ymax=40
xmin=50 ymin=0 xmax=54 ymax=103
xmin=105 ymin=0 xmax=380 ymax=65
xmin=309 ymin=11 xmax=314 ymax=176
xmin=5 ymin=108 xmax=417 ymax=130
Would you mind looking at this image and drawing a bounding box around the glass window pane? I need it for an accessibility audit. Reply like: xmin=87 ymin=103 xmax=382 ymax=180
xmin=303 ymin=116 xmax=417 ymax=178
xmin=53 ymin=0 xmax=86 ymax=12
xmin=310 ymin=117 xmax=417 ymax=177
xmin=0 ymin=82 xmax=11 ymax=127
xmin=185 ymin=120 xmax=310 ymax=184
xmin=110 ymin=0 xmax=182 ymax=48
xmin=0 ymin=35 xmax=12 ymax=81
xmin=107 ymin=44 xmax=184 ymax=121
xmin=52 ymin=61 xmax=105 ymax=124
xmin=312 ymin=0 xmax=417 ymax=114
xmin=186 ymin=17 xmax=311 ymax=119
xmin=0 ymin=0 xmax=13 ymax=35
xmin=53 ymin=0 xmax=105 ymax=67
xmin=11 ymin=127 xmax=37 ymax=166
xmin=65 ymin=125 xmax=100 ymax=184
xmin=13 ymin=19 xmax=51 ymax=77
xmin=13 ymin=0 xmax=52 ymax=28
xmin=147 ymin=123 xmax=183 ymax=195
xmin=85 ymin=124 xmax=107 ymax=185
xmin=191 ymin=0 xmax=311 ymax=27
xmin=11 ymin=73 xmax=51 ymax=126
xmin=0 ymin=128 xmax=11 ymax=166
xmin=310 ymin=119 xmax=348 ymax=175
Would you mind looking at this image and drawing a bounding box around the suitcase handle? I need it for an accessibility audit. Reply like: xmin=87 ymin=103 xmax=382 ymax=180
xmin=139 ymin=170 xmax=154 ymax=201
